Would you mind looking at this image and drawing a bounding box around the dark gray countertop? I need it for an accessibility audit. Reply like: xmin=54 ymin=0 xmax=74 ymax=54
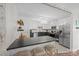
xmin=7 ymin=36 xmax=56 ymax=50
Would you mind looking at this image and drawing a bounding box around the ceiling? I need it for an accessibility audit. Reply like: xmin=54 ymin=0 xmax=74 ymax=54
xmin=49 ymin=3 xmax=79 ymax=14
xmin=16 ymin=3 xmax=71 ymax=23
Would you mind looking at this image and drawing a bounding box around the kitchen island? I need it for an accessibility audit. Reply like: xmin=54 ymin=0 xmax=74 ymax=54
xmin=7 ymin=36 xmax=56 ymax=50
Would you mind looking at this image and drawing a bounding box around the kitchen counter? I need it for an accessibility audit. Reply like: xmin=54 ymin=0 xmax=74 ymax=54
xmin=7 ymin=36 xmax=56 ymax=50
xmin=30 ymin=29 xmax=57 ymax=37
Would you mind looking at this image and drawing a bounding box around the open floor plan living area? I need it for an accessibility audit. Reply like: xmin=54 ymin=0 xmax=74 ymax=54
xmin=0 ymin=3 xmax=79 ymax=56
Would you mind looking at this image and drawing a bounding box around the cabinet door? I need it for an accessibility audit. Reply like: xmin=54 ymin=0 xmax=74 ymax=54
xmin=59 ymin=35 xmax=64 ymax=45
xmin=63 ymin=34 xmax=70 ymax=48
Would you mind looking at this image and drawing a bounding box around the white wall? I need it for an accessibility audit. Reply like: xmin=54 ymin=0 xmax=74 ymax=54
xmin=72 ymin=14 xmax=79 ymax=51
xmin=0 ymin=4 xmax=19 ymax=55
xmin=0 ymin=3 xmax=6 ymax=55
xmin=5 ymin=4 xmax=18 ymax=50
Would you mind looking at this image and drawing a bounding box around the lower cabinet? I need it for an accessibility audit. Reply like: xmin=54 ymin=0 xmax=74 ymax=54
xmin=59 ymin=33 xmax=70 ymax=48
xmin=38 ymin=32 xmax=48 ymax=36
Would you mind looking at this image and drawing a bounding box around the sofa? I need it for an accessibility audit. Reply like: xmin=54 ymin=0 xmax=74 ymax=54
xmin=15 ymin=44 xmax=58 ymax=56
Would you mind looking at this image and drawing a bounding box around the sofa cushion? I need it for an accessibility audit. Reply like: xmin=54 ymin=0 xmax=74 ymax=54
xmin=31 ymin=47 xmax=47 ymax=56
xmin=44 ymin=44 xmax=58 ymax=56
xmin=15 ymin=50 xmax=32 ymax=56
